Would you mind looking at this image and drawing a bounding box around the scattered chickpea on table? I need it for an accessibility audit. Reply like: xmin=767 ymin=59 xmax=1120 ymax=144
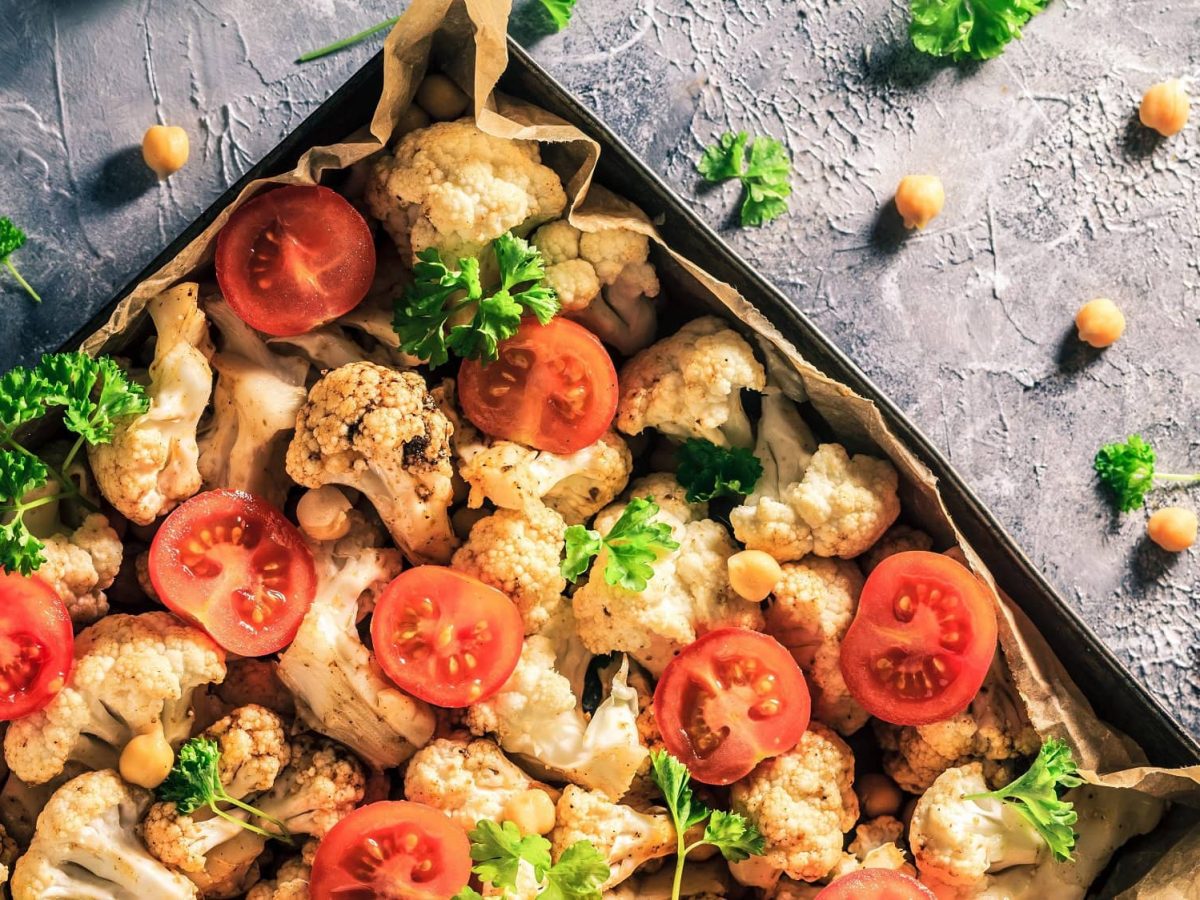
xmin=893 ymin=174 xmax=944 ymax=230
xmin=1139 ymin=79 xmax=1190 ymax=137
xmin=1075 ymin=298 xmax=1126 ymax=348
xmin=141 ymin=124 xmax=190 ymax=178
xmin=1147 ymin=507 xmax=1197 ymax=553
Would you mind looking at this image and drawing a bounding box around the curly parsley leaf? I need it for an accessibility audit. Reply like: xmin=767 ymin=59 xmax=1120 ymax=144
xmin=703 ymin=809 xmax=765 ymax=862
xmin=540 ymin=841 xmax=610 ymax=900
xmin=561 ymin=497 xmax=680 ymax=592
xmin=539 ymin=0 xmax=579 ymax=31
xmin=0 ymin=217 xmax=41 ymax=303
xmin=968 ymin=739 xmax=1082 ymax=861
xmin=675 ymin=439 xmax=763 ymax=503
xmin=394 ymin=232 xmax=559 ymax=366
xmin=1093 ymin=434 xmax=1200 ymax=513
xmin=910 ymin=0 xmax=1049 ymax=62
xmin=36 ymin=353 xmax=149 ymax=444
xmin=698 ymin=132 xmax=792 ymax=227
xmin=0 ymin=450 xmax=50 ymax=575
xmin=462 ymin=819 xmax=607 ymax=899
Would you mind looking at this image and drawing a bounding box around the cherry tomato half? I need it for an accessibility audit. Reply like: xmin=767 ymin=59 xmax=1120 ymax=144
xmin=0 ymin=572 xmax=73 ymax=721
xmin=309 ymin=801 xmax=471 ymax=900
xmin=215 ymin=184 xmax=376 ymax=336
xmin=655 ymin=627 xmax=811 ymax=785
xmin=815 ymin=869 xmax=937 ymax=900
xmin=371 ymin=566 xmax=523 ymax=707
xmin=458 ymin=316 xmax=619 ymax=455
xmin=149 ymin=490 xmax=317 ymax=657
xmin=840 ymin=551 xmax=998 ymax=727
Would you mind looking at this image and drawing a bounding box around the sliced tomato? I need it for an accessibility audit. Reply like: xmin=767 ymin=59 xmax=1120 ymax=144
xmin=458 ymin=316 xmax=618 ymax=455
xmin=310 ymin=801 xmax=471 ymax=900
xmin=371 ymin=566 xmax=523 ymax=707
xmin=0 ymin=572 xmax=73 ymax=721
xmin=840 ymin=551 xmax=998 ymax=727
xmin=215 ymin=184 xmax=376 ymax=336
xmin=815 ymin=869 xmax=937 ymax=899
xmin=149 ymin=490 xmax=317 ymax=657
xmin=655 ymin=628 xmax=810 ymax=785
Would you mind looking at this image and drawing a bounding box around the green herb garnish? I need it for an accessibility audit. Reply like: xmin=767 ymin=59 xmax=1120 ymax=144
xmin=561 ymin=497 xmax=681 ymax=592
xmin=0 ymin=218 xmax=41 ymax=303
xmin=910 ymin=0 xmax=1048 ymax=61
xmin=1094 ymin=434 xmax=1200 ymax=512
xmin=539 ymin=0 xmax=578 ymax=31
xmin=697 ymin=132 xmax=792 ymax=227
xmin=675 ymin=439 xmax=762 ymax=503
xmin=453 ymin=819 xmax=609 ymax=900
xmin=297 ymin=16 xmax=400 ymax=63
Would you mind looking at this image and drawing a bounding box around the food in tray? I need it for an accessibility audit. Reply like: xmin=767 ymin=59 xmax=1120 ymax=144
xmin=0 ymin=67 xmax=1169 ymax=900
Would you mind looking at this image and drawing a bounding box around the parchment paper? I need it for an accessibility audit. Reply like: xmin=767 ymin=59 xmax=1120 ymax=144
xmin=76 ymin=0 xmax=1200 ymax=894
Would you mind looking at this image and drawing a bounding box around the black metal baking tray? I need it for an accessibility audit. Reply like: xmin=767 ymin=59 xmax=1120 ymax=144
xmin=61 ymin=32 xmax=1198 ymax=889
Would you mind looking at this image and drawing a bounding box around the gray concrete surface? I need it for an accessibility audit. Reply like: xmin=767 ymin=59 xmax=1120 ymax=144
xmin=1 ymin=1 xmax=1198 ymax=736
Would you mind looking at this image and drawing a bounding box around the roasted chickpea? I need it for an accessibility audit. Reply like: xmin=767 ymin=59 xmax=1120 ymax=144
xmin=894 ymin=174 xmax=944 ymax=230
xmin=856 ymin=772 xmax=904 ymax=818
xmin=502 ymin=789 xmax=556 ymax=835
xmin=416 ymin=74 xmax=470 ymax=121
xmin=1139 ymin=80 xmax=1190 ymax=137
xmin=397 ymin=103 xmax=431 ymax=136
xmin=1147 ymin=507 xmax=1197 ymax=553
xmin=119 ymin=723 xmax=174 ymax=789
xmin=142 ymin=125 xmax=190 ymax=178
xmin=1075 ymin=297 xmax=1125 ymax=348
xmin=296 ymin=486 xmax=353 ymax=541
xmin=728 ymin=550 xmax=784 ymax=602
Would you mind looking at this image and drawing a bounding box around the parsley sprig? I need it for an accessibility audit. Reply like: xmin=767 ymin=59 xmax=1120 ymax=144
xmin=675 ymin=439 xmax=763 ymax=503
xmin=539 ymin=0 xmax=578 ymax=30
xmin=1094 ymin=434 xmax=1200 ymax=513
xmin=649 ymin=750 xmax=764 ymax=900
xmin=561 ymin=496 xmax=680 ymax=592
xmin=394 ymin=232 xmax=559 ymax=366
xmin=0 ymin=218 xmax=41 ymax=303
xmin=967 ymin=738 xmax=1082 ymax=861
xmin=453 ymin=819 xmax=609 ymax=900
xmin=697 ymin=132 xmax=792 ymax=227
xmin=158 ymin=737 xmax=293 ymax=843
xmin=910 ymin=0 xmax=1048 ymax=62
xmin=0 ymin=353 xmax=148 ymax=574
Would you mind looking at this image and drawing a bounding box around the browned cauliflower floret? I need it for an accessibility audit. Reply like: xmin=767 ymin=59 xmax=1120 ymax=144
xmin=859 ymin=524 xmax=934 ymax=574
xmin=451 ymin=504 xmax=567 ymax=634
xmin=203 ymin=705 xmax=291 ymax=802
xmin=366 ymin=118 xmax=567 ymax=261
xmin=828 ymin=815 xmax=914 ymax=880
xmin=286 ymin=361 xmax=457 ymax=565
xmin=36 ymin=512 xmax=122 ymax=624
xmin=551 ymin=786 xmax=675 ymax=889
xmin=245 ymin=839 xmax=317 ymax=900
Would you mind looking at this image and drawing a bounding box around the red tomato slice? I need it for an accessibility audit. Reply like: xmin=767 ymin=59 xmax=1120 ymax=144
xmin=840 ymin=551 xmax=998 ymax=727
xmin=655 ymin=628 xmax=811 ymax=785
xmin=0 ymin=572 xmax=73 ymax=721
xmin=458 ymin=316 xmax=619 ymax=454
xmin=149 ymin=490 xmax=317 ymax=657
xmin=371 ymin=566 xmax=523 ymax=707
xmin=215 ymin=184 xmax=376 ymax=336
xmin=310 ymin=801 xmax=471 ymax=900
xmin=815 ymin=869 xmax=937 ymax=899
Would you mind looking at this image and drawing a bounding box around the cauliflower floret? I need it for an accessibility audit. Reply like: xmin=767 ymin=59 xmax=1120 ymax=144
xmin=287 ymin=361 xmax=457 ymax=565
xmin=278 ymin=517 xmax=435 ymax=770
xmin=765 ymin=558 xmax=868 ymax=735
xmin=198 ymin=298 xmax=309 ymax=508
xmin=253 ymin=734 xmax=365 ymax=838
xmin=404 ymin=737 xmax=554 ymax=833
xmin=874 ymin=655 xmax=1041 ymax=794
xmin=551 ymin=786 xmax=674 ymax=889
xmin=466 ymin=639 xmax=647 ymax=800
xmin=366 ymin=118 xmax=567 ymax=261
xmin=602 ymin=861 xmax=731 ymax=899
xmin=451 ymin=504 xmax=567 ymax=634
xmin=730 ymin=723 xmax=858 ymax=887
xmin=859 ymin=524 xmax=934 ymax=574
xmin=572 ymin=498 xmax=763 ymax=676
xmin=204 ymin=705 xmax=291 ymax=802
xmin=5 ymin=612 xmax=226 ymax=785
xmin=828 ymin=816 xmax=914 ymax=879
xmin=12 ymin=769 xmax=198 ymax=900
xmin=141 ymin=804 xmax=265 ymax=895
xmin=36 ymin=512 xmax=122 ymax=624
xmin=533 ymin=219 xmax=661 ymax=355
xmin=625 ymin=472 xmax=708 ymax=523
xmin=89 ymin=282 xmax=214 ymax=525
xmin=617 ymin=316 xmax=765 ymax=448
xmin=245 ymin=839 xmax=316 ymax=900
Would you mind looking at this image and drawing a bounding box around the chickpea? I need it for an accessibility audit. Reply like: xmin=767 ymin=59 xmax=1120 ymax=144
xmin=416 ymin=74 xmax=470 ymax=121
xmin=296 ymin=486 xmax=353 ymax=541
xmin=397 ymin=103 xmax=431 ymax=137
xmin=727 ymin=550 xmax=784 ymax=603
xmin=502 ymin=789 xmax=557 ymax=836
xmin=119 ymin=723 xmax=175 ymax=789
xmin=1147 ymin=507 xmax=1197 ymax=553
xmin=1139 ymin=80 xmax=1190 ymax=137
xmin=894 ymin=175 xmax=944 ymax=230
xmin=142 ymin=125 xmax=190 ymax=178
xmin=856 ymin=773 xmax=903 ymax=819
xmin=1074 ymin=298 xmax=1125 ymax=348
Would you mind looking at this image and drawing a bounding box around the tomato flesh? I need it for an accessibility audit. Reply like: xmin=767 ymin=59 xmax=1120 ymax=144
xmin=458 ymin=316 xmax=619 ymax=454
xmin=371 ymin=566 xmax=524 ymax=707
xmin=310 ymin=801 xmax=471 ymax=900
xmin=0 ymin=572 xmax=73 ymax=721
xmin=215 ymin=184 xmax=376 ymax=336
xmin=655 ymin=628 xmax=811 ymax=785
xmin=840 ymin=551 xmax=998 ymax=726
xmin=815 ymin=869 xmax=937 ymax=899
xmin=149 ymin=490 xmax=317 ymax=657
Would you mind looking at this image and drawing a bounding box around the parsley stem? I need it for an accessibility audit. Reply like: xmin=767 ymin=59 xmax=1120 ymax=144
xmin=297 ymin=16 xmax=398 ymax=62
xmin=1155 ymin=472 xmax=1200 ymax=483
xmin=5 ymin=259 xmax=40 ymax=303
xmin=59 ymin=434 xmax=87 ymax=481
xmin=219 ymin=795 xmax=293 ymax=844
xmin=670 ymin=829 xmax=689 ymax=900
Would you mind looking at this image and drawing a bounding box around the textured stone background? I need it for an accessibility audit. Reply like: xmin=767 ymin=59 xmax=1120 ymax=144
xmin=1 ymin=1 xmax=1197 ymax=736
